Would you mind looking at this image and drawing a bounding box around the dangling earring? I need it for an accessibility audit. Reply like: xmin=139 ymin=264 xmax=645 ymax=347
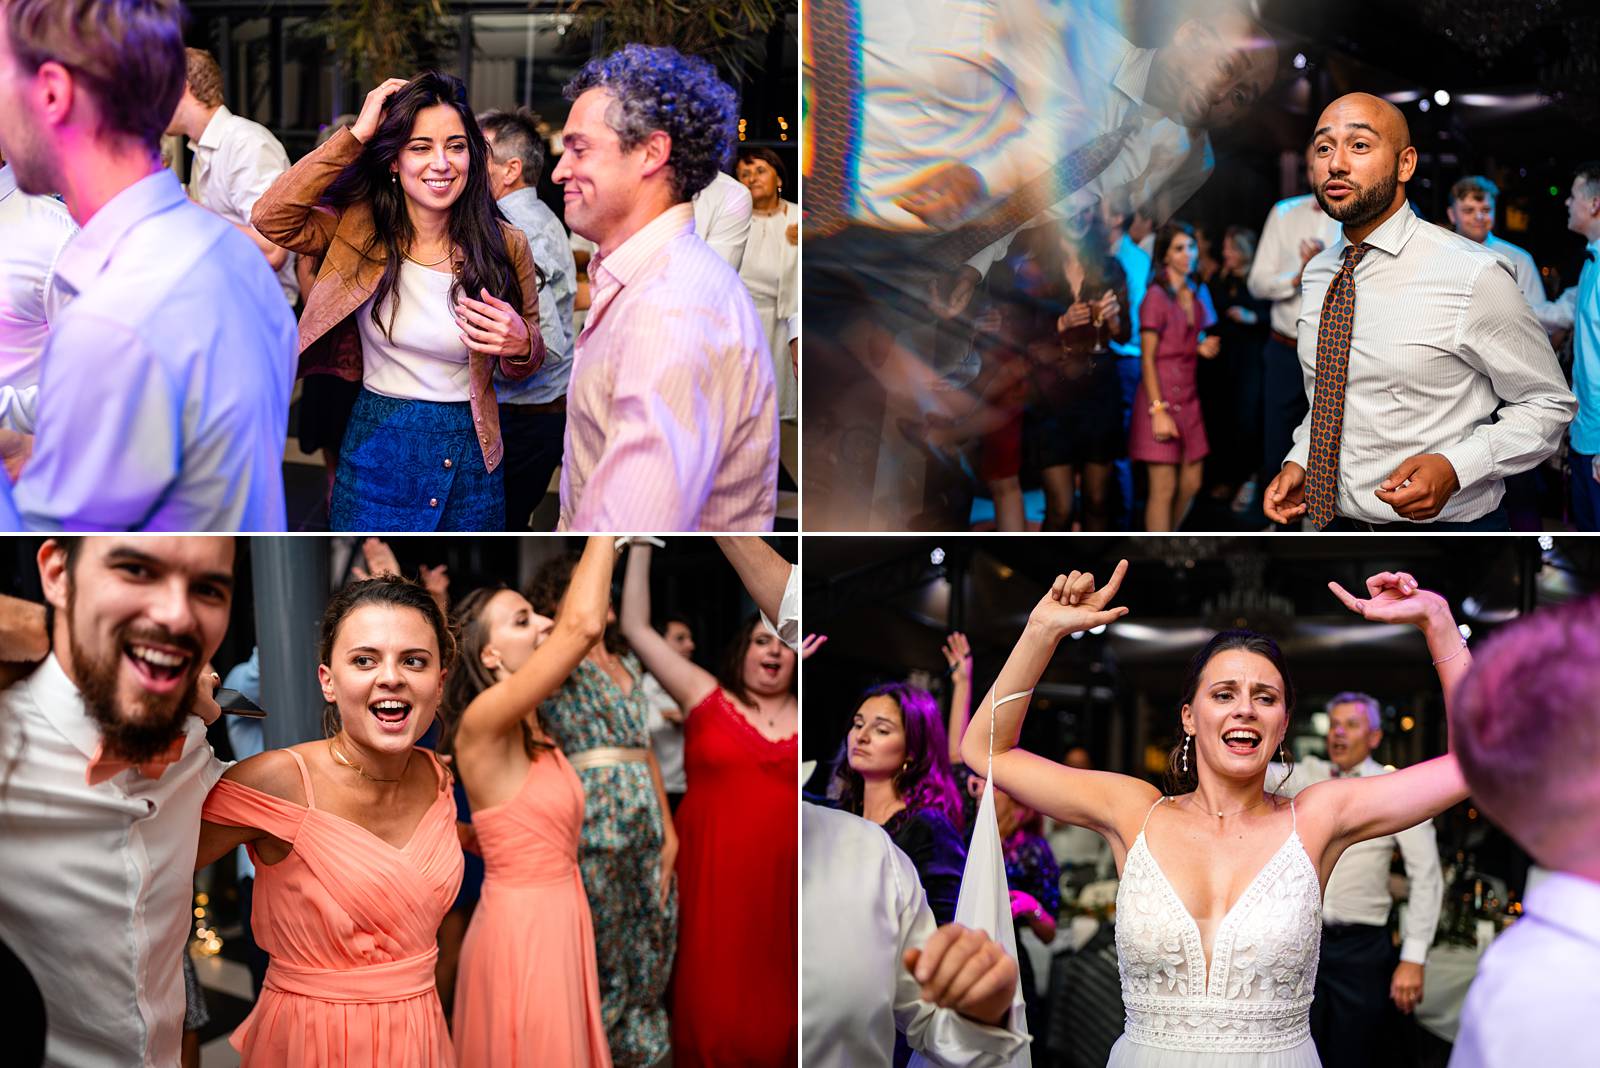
xmin=391 ymin=172 xmax=398 ymax=183
xmin=1181 ymin=733 xmax=1191 ymax=774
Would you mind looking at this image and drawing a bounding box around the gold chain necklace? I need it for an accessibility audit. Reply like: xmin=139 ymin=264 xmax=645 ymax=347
xmin=1181 ymin=792 xmax=1272 ymax=820
xmin=327 ymin=738 xmax=405 ymax=783
xmin=403 ymin=244 xmax=454 ymax=268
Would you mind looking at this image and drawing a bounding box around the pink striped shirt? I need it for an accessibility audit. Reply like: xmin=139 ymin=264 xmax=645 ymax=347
xmin=559 ymin=202 xmax=778 ymax=531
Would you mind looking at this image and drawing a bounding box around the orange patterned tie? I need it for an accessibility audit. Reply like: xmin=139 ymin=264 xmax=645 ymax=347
xmin=1304 ymin=242 xmax=1371 ymax=529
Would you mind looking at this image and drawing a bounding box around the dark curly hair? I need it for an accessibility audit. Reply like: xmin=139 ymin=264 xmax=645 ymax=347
xmin=321 ymin=71 xmax=528 ymax=342
xmin=829 ymin=682 xmax=966 ymax=830
xmin=317 ymin=574 xmax=457 ymax=738
xmin=524 ymin=551 xmax=625 ymax=656
xmin=563 ymin=43 xmax=738 ymax=202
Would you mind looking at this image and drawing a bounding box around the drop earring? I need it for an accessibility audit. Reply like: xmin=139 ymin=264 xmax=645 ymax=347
xmin=1181 ymin=733 xmax=1191 ymax=774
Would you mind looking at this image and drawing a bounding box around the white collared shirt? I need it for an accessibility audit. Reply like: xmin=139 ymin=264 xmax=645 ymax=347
xmin=1246 ymin=193 xmax=1343 ymax=338
xmin=0 ymin=655 xmax=227 ymax=1067
xmin=1285 ymin=202 xmax=1575 ymax=523
xmin=802 ymin=803 xmax=1028 ymax=1068
xmin=1482 ymin=233 xmax=1549 ymax=319
xmin=1449 ymin=871 xmax=1600 ymax=1067
xmin=0 ymin=164 xmax=78 ymax=390
xmin=12 ymin=168 xmax=298 ymax=531
xmin=188 ymin=105 xmax=298 ymax=305
xmin=691 ymin=171 xmax=753 ymax=271
xmin=1269 ymin=754 xmax=1443 ymax=964
xmin=850 ymin=3 xmax=1211 ymax=275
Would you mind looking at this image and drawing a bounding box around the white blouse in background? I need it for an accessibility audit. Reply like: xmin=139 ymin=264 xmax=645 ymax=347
xmin=0 ymin=655 xmax=227 ymax=1067
xmin=803 ymin=803 xmax=1027 ymax=1068
xmin=738 ymin=200 xmax=800 ymax=420
xmin=358 ymin=260 xmax=472 ymax=403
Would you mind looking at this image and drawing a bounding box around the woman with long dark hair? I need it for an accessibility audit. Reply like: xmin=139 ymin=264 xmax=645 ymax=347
xmin=437 ymin=535 xmax=615 ymax=1066
xmin=253 ymin=73 xmax=546 ymax=530
xmin=618 ymin=542 xmax=797 ymax=1066
xmin=1128 ymin=222 xmax=1221 ymax=530
xmin=962 ymin=560 xmax=1473 ymax=1067
xmin=830 ymin=682 xmax=968 ymax=927
xmin=1199 ymin=225 xmax=1270 ymax=515
xmin=195 ymin=576 xmax=463 ymax=1066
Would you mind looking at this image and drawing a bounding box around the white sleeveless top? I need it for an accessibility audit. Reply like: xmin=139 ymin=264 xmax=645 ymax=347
xmin=1111 ymin=796 xmax=1323 ymax=1062
xmin=357 ymin=260 xmax=471 ymax=403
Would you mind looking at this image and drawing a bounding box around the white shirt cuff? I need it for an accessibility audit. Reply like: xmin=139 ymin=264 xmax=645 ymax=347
xmin=1400 ymin=938 xmax=1431 ymax=966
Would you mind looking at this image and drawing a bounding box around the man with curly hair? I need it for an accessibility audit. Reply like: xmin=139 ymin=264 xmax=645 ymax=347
xmin=552 ymin=44 xmax=778 ymax=531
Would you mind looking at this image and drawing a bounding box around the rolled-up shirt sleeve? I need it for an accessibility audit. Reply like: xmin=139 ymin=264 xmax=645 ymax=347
xmin=1437 ymin=260 xmax=1575 ymax=491
xmin=891 ymin=840 xmax=1029 ymax=1066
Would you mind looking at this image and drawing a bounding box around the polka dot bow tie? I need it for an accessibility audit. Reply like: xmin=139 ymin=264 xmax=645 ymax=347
xmin=1304 ymin=243 xmax=1372 ymax=529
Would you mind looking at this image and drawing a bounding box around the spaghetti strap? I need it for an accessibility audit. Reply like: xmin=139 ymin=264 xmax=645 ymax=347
xmin=285 ymin=747 xmax=316 ymax=807
xmin=1140 ymin=796 xmax=1166 ymax=836
xmin=1289 ymin=794 xmax=1297 ymax=833
xmin=991 ymin=688 xmax=1034 ymax=710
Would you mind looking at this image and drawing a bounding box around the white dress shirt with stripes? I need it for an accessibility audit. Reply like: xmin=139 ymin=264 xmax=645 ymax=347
xmin=1284 ymin=202 xmax=1575 ymax=524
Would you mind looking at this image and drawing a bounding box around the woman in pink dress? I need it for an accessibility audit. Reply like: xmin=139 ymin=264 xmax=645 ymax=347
xmin=440 ymin=535 xmax=615 ymax=1067
xmin=1129 ymin=222 xmax=1223 ymax=531
xmin=618 ymin=542 xmax=798 ymax=1066
xmin=195 ymin=575 xmax=464 ymax=1067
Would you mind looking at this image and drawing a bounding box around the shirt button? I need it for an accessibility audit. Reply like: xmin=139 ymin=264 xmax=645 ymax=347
xmin=429 ymin=498 xmax=439 ymax=508
xmin=443 ymin=458 xmax=453 ymax=469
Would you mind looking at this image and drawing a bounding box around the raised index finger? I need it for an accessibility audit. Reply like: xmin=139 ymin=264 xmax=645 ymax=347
xmin=1096 ymin=558 xmax=1130 ymax=605
xmin=1328 ymin=580 xmax=1365 ymax=615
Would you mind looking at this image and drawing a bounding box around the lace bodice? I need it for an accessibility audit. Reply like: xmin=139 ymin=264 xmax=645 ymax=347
xmin=1114 ymin=798 xmax=1322 ymax=1053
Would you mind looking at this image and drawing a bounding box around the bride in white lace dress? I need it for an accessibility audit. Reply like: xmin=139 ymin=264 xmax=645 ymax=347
xmin=961 ymin=561 xmax=1472 ymax=1066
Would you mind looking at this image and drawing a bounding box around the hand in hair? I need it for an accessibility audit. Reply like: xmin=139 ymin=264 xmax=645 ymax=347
xmin=456 ymin=289 xmax=532 ymax=359
xmin=351 ymin=78 xmax=411 ymax=144
xmin=1028 ymin=560 xmax=1131 ymax=639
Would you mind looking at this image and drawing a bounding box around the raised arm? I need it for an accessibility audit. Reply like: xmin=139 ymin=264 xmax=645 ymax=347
xmin=713 ymin=536 xmax=795 ymax=644
xmin=960 ymin=561 xmax=1159 ymax=851
xmin=456 ymin=536 xmax=613 ymax=747
xmin=618 ymin=543 xmax=719 ymax=712
xmin=1309 ymin=573 xmax=1471 ymax=862
xmin=942 ymin=632 xmax=973 ymax=767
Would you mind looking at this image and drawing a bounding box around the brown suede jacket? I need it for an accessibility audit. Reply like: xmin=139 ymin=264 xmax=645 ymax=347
xmin=252 ymin=126 xmax=544 ymax=473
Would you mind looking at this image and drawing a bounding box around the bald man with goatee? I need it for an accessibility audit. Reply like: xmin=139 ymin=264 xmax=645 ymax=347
xmin=1264 ymin=93 xmax=1573 ymax=530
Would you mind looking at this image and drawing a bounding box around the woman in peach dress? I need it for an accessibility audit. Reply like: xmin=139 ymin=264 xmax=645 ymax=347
xmin=441 ymin=535 xmax=615 ymax=1067
xmin=196 ymin=576 xmax=464 ymax=1067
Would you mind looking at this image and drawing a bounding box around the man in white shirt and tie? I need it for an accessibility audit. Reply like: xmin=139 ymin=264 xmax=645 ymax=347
xmin=0 ymin=0 xmax=297 ymax=530
xmin=0 ymin=536 xmax=234 ymax=1067
xmin=1270 ymin=692 xmax=1443 ymax=1068
xmin=1263 ymin=93 xmax=1574 ymax=530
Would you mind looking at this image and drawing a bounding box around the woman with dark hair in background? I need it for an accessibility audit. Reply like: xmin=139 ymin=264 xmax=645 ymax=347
xmin=195 ymin=576 xmax=464 ymax=1066
xmin=439 ymin=535 xmax=614 ymax=1066
xmin=830 ymin=681 xmax=969 ymax=927
xmin=526 ymin=549 xmax=677 ymax=1067
xmin=962 ymin=560 xmax=1474 ymax=1067
xmin=1199 ymin=225 xmax=1270 ymax=518
xmin=1129 ymin=222 xmax=1220 ymax=531
xmin=619 ymin=542 xmax=798 ymax=1066
xmin=736 ymin=146 xmax=799 ymax=428
xmin=253 ymin=72 xmax=546 ymax=530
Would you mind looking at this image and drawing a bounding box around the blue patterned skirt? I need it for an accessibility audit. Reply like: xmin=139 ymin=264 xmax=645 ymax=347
xmin=330 ymin=388 xmax=504 ymax=531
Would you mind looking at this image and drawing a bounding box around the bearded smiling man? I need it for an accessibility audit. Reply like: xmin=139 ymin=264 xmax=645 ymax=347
xmin=0 ymin=536 xmax=231 ymax=1067
xmin=1263 ymin=92 xmax=1575 ymax=530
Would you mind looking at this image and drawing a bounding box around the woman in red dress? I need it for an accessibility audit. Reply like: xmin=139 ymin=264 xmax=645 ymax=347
xmin=618 ymin=542 xmax=798 ymax=1067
